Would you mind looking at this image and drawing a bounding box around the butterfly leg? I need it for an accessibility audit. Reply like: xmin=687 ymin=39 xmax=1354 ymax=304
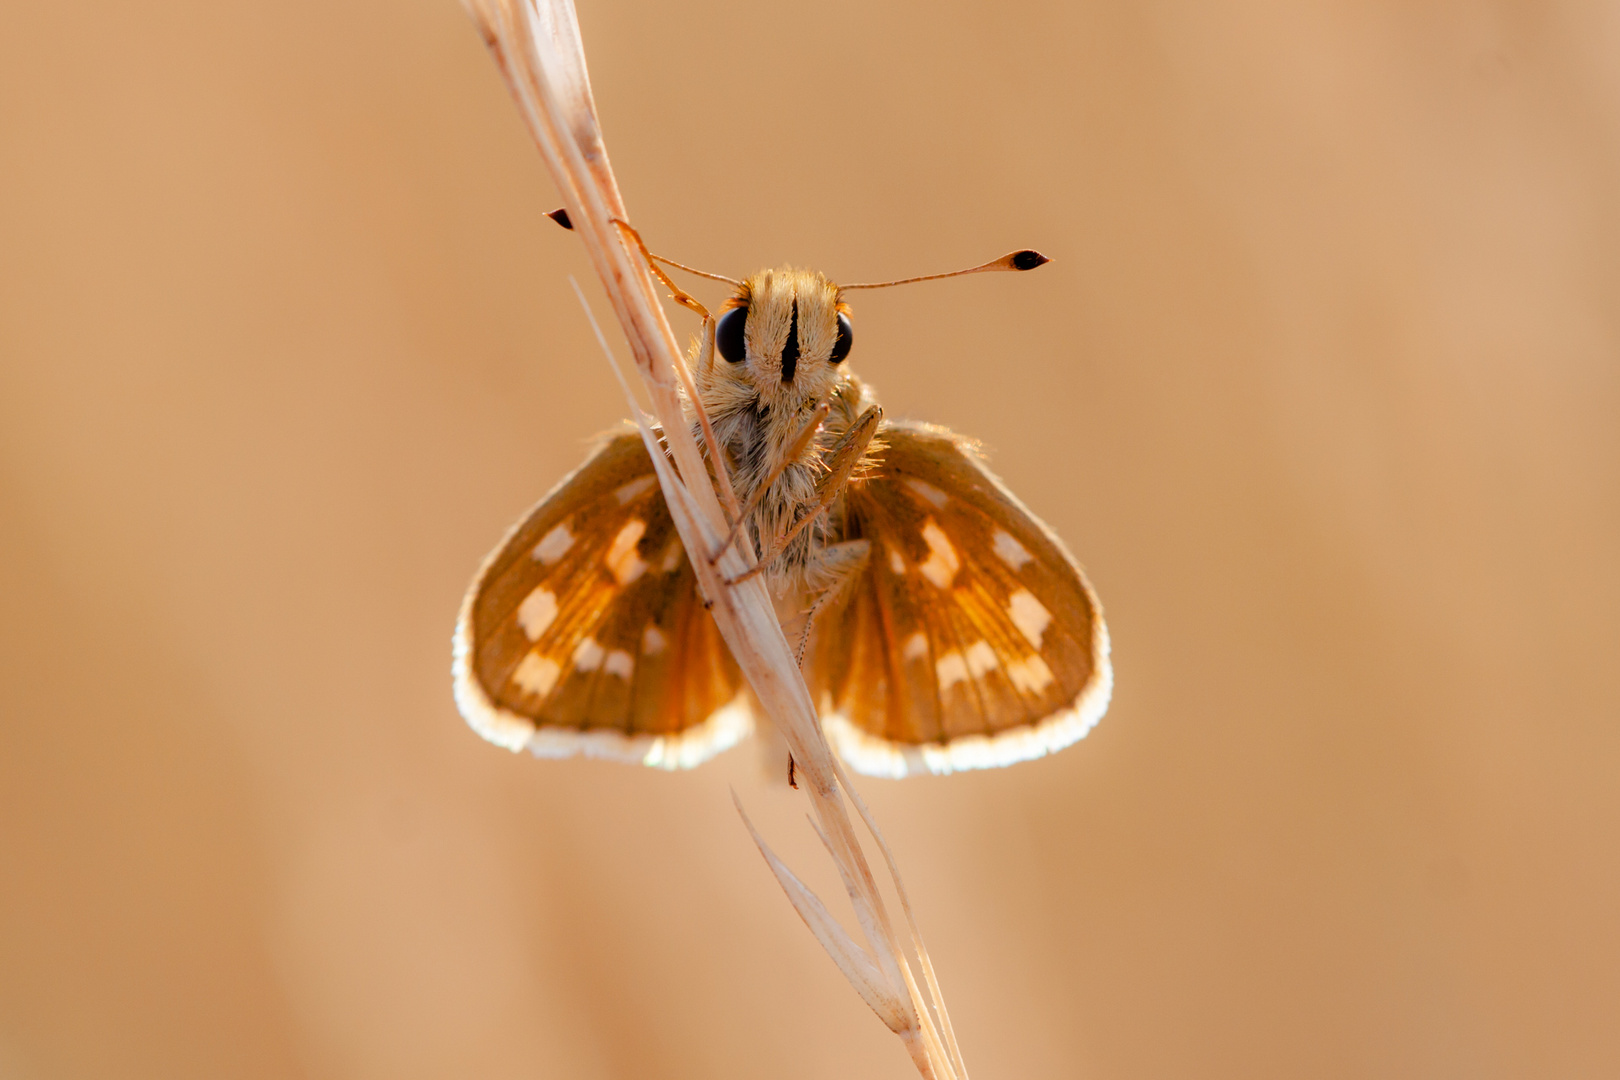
xmin=686 ymin=314 xmax=744 ymax=514
xmin=795 ymin=539 xmax=871 ymax=667
xmin=709 ymin=400 xmax=832 ymax=565
xmin=726 ymin=405 xmax=883 ymax=587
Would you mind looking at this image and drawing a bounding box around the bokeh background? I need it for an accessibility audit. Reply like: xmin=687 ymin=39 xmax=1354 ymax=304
xmin=3 ymin=1 xmax=1618 ymax=1077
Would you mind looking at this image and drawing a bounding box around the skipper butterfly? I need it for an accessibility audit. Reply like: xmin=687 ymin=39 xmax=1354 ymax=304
xmin=453 ymin=222 xmax=1111 ymax=777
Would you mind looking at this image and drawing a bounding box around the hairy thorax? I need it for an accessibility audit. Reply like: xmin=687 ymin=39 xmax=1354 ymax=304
xmin=696 ymin=372 xmax=878 ymax=607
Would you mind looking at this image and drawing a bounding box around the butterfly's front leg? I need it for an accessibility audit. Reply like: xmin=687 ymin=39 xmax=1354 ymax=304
xmin=710 ymin=400 xmax=832 ymax=566
xmin=686 ymin=312 xmax=742 ymax=507
xmin=726 ymin=405 xmax=883 ymax=587
xmin=795 ymin=539 xmax=871 ymax=666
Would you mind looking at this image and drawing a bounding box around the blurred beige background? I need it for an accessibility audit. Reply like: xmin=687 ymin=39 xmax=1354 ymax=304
xmin=2 ymin=1 xmax=1617 ymax=1077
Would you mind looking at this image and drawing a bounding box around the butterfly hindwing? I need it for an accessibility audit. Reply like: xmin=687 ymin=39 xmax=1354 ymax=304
xmin=453 ymin=429 xmax=749 ymax=767
xmin=811 ymin=421 xmax=1111 ymax=777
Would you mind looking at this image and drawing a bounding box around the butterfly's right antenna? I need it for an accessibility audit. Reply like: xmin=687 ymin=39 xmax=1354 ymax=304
xmin=547 ymin=209 xmax=742 ymax=287
xmin=841 ymin=249 xmax=1050 ymax=291
xmin=552 ymin=210 xmax=745 ymax=524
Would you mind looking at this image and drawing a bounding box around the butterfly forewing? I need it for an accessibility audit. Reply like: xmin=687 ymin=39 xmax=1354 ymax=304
xmin=812 ymin=421 xmax=1111 ymax=777
xmin=454 ymin=429 xmax=748 ymax=767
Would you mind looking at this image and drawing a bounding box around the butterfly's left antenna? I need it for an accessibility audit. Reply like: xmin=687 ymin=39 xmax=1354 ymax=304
xmin=841 ymin=249 xmax=1050 ymax=291
xmin=547 ymin=209 xmax=742 ymax=287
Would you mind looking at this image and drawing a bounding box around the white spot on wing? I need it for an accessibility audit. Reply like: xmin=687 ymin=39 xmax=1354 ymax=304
xmin=573 ymin=636 xmax=605 ymax=671
xmin=993 ymin=528 xmax=1032 ymax=569
xmin=936 ymin=650 xmax=968 ymax=691
xmin=511 ymin=653 xmax=561 ymax=697
xmin=902 ymin=631 xmax=929 ymax=661
xmin=1006 ymin=655 xmax=1055 ymax=694
xmin=917 ymin=519 xmax=961 ymax=589
xmin=606 ymin=519 xmax=648 ymax=585
xmin=888 ymin=547 xmax=905 ymax=575
xmin=906 ymin=478 xmax=948 ymax=507
xmin=614 ymin=475 xmax=657 ymax=504
xmin=1008 ymin=589 xmax=1051 ymax=648
xmin=819 ymin=618 xmax=1113 ymax=777
xmin=516 ymin=587 xmax=557 ymax=641
xmin=964 ymin=639 xmax=1000 ymax=677
xmin=604 ymin=649 xmax=634 ymax=679
xmin=533 ymin=523 xmax=573 ymax=564
xmin=660 ymin=537 xmax=683 ymax=573
xmin=642 ymin=625 xmax=667 ymax=655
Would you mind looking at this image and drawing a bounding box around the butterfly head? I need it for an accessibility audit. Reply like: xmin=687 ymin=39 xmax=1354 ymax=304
xmin=713 ymin=267 xmax=854 ymax=407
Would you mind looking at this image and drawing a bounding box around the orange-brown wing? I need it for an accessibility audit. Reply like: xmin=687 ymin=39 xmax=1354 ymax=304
xmin=810 ymin=420 xmax=1111 ymax=777
xmin=453 ymin=429 xmax=749 ymax=768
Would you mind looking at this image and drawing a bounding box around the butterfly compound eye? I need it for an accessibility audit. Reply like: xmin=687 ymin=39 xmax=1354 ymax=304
xmin=716 ymin=307 xmax=748 ymax=364
xmin=830 ymin=312 xmax=853 ymax=363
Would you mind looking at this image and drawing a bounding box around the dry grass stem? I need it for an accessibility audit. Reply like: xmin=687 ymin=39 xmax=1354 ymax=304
xmin=464 ymin=1 xmax=970 ymax=1075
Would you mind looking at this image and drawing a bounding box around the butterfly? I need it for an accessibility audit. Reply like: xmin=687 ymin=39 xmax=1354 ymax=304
xmin=453 ymin=236 xmax=1111 ymax=778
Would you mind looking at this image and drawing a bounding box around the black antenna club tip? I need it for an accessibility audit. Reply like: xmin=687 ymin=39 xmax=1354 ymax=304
xmin=547 ymin=208 xmax=574 ymax=230
xmin=1011 ymin=249 xmax=1050 ymax=271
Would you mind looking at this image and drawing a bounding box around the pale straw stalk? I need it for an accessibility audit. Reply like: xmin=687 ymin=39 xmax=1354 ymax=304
xmin=463 ymin=2 xmax=970 ymax=1075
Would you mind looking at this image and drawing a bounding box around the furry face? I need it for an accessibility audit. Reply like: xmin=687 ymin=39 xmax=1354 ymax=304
xmin=712 ymin=267 xmax=851 ymax=414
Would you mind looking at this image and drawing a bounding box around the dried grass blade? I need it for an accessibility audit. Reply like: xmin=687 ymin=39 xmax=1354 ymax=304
xmin=467 ymin=3 xmax=961 ymax=1076
xmin=832 ymin=757 xmax=970 ymax=1079
xmin=733 ymin=793 xmax=906 ymax=1031
xmin=807 ymin=809 xmax=955 ymax=1075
